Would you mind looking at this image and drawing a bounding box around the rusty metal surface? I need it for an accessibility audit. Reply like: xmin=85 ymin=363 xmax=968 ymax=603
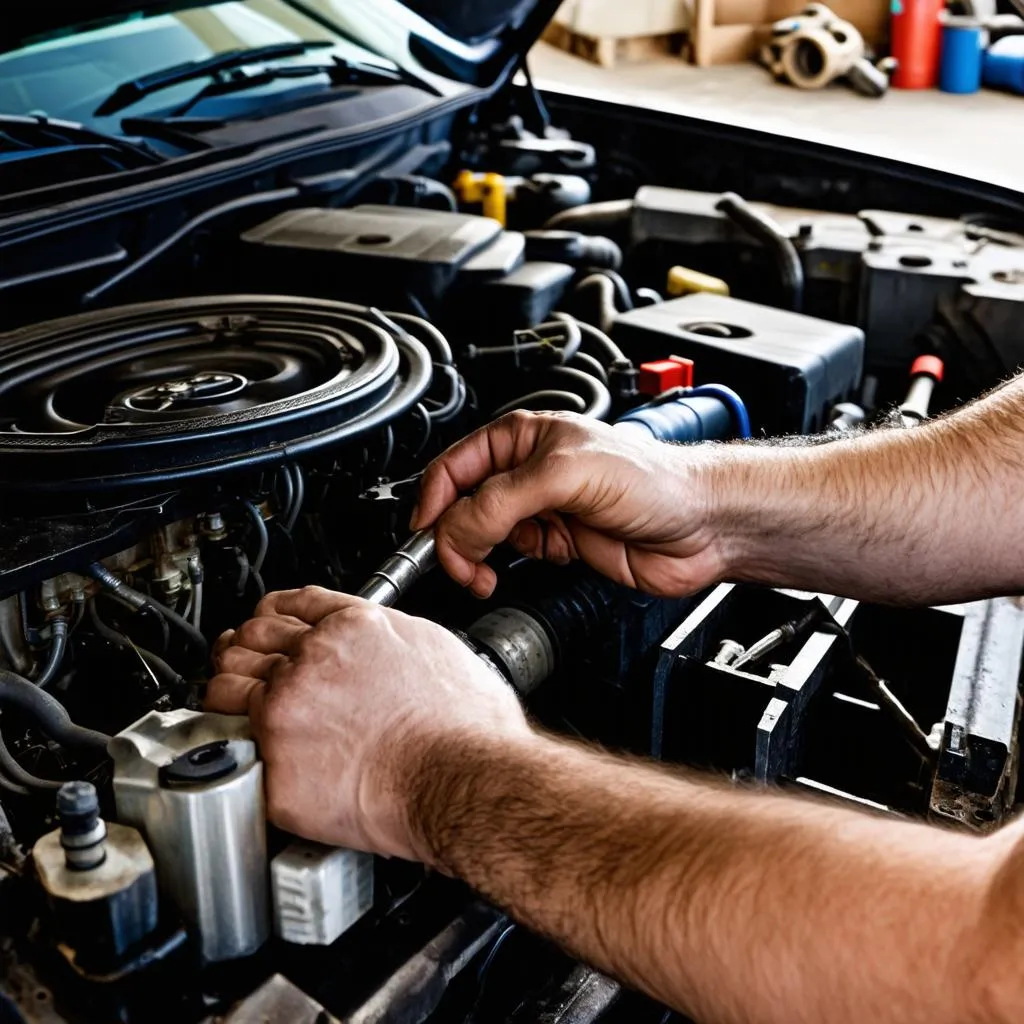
xmin=930 ymin=597 xmax=1024 ymax=831
xmin=211 ymin=973 xmax=339 ymax=1024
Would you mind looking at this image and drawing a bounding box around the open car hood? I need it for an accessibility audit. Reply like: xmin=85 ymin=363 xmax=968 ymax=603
xmin=3 ymin=0 xmax=562 ymax=86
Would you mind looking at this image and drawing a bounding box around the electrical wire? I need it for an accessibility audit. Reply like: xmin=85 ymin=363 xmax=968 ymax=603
xmin=462 ymin=922 xmax=517 ymax=1024
xmin=87 ymin=601 xmax=184 ymax=691
xmin=87 ymin=564 xmax=208 ymax=667
xmin=408 ymin=403 xmax=432 ymax=458
xmin=467 ymin=316 xmax=582 ymax=366
xmin=242 ymin=500 xmax=270 ymax=575
xmin=141 ymin=604 xmax=171 ymax=654
xmin=286 ymin=465 xmax=305 ymax=534
xmin=83 ymin=187 xmax=300 ymax=304
xmin=378 ymin=425 xmax=395 ymax=474
xmin=277 ymin=465 xmax=295 ymax=529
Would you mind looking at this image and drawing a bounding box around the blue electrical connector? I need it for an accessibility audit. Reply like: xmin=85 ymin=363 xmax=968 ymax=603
xmin=681 ymin=384 xmax=752 ymax=439
xmin=615 ymin=385 xmax=752 ymax=443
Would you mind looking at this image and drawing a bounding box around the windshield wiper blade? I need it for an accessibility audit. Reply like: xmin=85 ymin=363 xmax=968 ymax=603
xmin=93 ymin=41 xmax=336 ymax=117
xmin=168 ymin=56 xmax=436 ymax=117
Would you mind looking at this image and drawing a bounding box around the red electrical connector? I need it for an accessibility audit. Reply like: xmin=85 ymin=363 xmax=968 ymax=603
xmin=638 ymin=356 xmax=694 ymax=396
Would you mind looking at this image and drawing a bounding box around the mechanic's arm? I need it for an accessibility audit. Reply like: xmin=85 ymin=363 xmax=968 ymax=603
xmin=412 ymin=375 xmax=1024 ymax=605
xmin=207 ymin=592 xmax=1024 ymax=1024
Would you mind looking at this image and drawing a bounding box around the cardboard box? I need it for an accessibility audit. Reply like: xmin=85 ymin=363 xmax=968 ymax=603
xmin=552 ymin=0 xmax=691 ymax=40
xmin=693 ymin=0 xmax=888 ymax=65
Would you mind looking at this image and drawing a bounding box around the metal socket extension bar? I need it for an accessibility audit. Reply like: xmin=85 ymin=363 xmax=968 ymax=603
xmin=357 ymin=530 xmax=438 ymax=607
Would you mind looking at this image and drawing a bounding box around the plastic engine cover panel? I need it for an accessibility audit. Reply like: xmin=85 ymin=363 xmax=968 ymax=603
xmin=241 ymin=205 xmax=503 ymax=299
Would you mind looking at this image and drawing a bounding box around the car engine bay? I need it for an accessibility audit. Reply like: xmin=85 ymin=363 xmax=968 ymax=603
xmin=1 ymin=101 xmax=1024 ymax=1024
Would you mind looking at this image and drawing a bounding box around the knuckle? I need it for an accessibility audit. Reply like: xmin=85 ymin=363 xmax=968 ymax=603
xmin=265 ymin=781 xmax=297 ymax=831
xmin=473 ymin=480 xmax=507 ymax=522
xmin=216 ymin=646 xmax=246 ymax=673
xmin=254 ymin=591 xmax=284 ymax=617
xmin=235 ymin=617 xmax=272 ymax=648
xmin=504 ymin=409 xmax=537 ymax=431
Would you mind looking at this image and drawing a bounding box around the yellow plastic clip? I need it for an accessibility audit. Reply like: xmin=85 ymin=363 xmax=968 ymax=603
xmin=666 ymin=265 xmax=730 ymax=298
xmin=453 ymin=170 xmax=508 ymax=227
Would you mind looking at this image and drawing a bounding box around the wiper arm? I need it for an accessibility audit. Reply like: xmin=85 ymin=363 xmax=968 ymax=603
xmin=167 ymin=56 xmax=437 ymax=117
xmin=93 ymin=41 xmax=336 ymax=117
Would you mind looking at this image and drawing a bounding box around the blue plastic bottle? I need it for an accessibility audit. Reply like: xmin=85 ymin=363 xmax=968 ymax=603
xmin=939 ymin=18 xmax=984 ymax=94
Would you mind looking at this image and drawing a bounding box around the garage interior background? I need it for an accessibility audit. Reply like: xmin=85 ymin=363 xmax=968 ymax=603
xmin=535 ymin=0 xmax=1024 ymax=186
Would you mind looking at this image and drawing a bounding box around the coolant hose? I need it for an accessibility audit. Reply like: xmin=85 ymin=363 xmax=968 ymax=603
xmin=0 ymin=670 xmax=111 ymax=751
xmin=715 ymin=192 xmax=804 ymax=312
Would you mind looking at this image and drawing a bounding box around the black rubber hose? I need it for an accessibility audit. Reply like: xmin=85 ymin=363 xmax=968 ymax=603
xmin=569 ymin=351 xmax=609 ymax=384
xmin=34 ymin=617 xmax=68 ymax=690
xmin=383 ymin=312 xmax=454 ymax=365
xmin=0 ymin=670 xmax=111 ymax=751
xmin=575 ymin=320 xmax=630 ymax=368
xmin=87 ymin=600 xmax=185 ymax=692
xmin=544 ymin=199 xmax=633 ymax=234
xmin=492 ymin=391 xmax=587 ymax=418
xmin=0 ymin=768 xmax=30 ymax=798
xmin=87 ymin=564 xmax=209 ymax=666
xmin=547 ymin=366 xmax=613 ymax=420
xmin=0 ymin=727 xmax=60 ymax=792
xmin=574 ymin=274 xmax=628 ymax=334
xmin=549 ymin=314 xmax=583 ymax=363
xmin=715 ymin=192 xmax=804 ymax=312
xmin=427 ymin=364 xmax=467 ymax=423
xmin=286 ymin=465 xmax=305 ymax=535
xmin=277 ymin=465 xmax=295 ymax=527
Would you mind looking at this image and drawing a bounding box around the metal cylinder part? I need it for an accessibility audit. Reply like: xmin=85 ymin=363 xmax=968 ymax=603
xmin=34 ymin=819 xmax=158 ymax=973
xmin=358 ymin=530 xmax=438 ymax=607
xmin=468 ymin=607 xmax=556 ymax=696
xmin=58 ymin=781 xmax=107 ymax=871
xmin=108 ymin=709 xmax=269 ymax=962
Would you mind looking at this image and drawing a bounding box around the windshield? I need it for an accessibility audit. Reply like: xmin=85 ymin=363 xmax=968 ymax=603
xmin=0 ymin=1 xmax=402 ymax=130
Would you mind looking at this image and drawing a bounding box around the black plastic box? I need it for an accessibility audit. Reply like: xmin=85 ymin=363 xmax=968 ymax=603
xmin=611 ymin=293 xmax=864 ymax=435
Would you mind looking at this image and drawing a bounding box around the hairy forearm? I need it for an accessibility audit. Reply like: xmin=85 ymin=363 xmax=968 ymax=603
xmin=409 ymin=730 xmax=1013 ymax=1024
xmin=707 ymin=375 xmax=1024 ymax=604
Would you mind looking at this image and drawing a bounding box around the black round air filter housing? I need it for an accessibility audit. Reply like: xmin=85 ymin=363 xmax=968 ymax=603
xmin=0 ymin=296 xmax=432 ymax=498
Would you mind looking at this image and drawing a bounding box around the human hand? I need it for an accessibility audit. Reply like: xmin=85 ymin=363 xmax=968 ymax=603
xmin=412 ymin=410 xmax=729 ymax=599
xmin=205 ymin=587 xmax=529 ymax=861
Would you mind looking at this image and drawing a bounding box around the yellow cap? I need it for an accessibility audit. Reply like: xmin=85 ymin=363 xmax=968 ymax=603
xmin=666 ymin=265 xmax=730 ymax=298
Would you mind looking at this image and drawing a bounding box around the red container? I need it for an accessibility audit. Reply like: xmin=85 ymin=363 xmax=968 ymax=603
xmin=891 ymin=0 xmax=944 ymax=88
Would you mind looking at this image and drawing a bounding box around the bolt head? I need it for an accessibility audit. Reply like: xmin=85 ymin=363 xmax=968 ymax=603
xmin=57 ymin=781 xmax=98 ymax=818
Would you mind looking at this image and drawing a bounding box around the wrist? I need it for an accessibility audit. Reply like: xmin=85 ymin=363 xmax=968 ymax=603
xmin=403 ymin=725 xmax=546 ymax=870
xmin=693 ymin=442 xmax=821 ymax=584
